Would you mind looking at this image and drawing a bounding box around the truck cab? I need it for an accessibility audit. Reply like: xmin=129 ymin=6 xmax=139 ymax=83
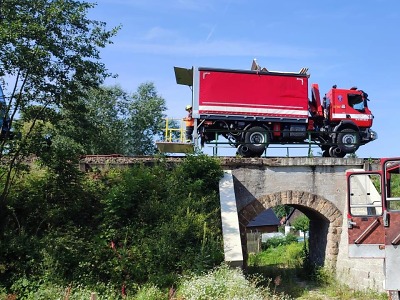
xmin=326 ymin=87 xmax=373 ymax=129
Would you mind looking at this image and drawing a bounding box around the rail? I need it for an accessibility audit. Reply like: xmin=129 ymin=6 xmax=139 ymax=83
xmin=202 ymin=129 xmax=323 ymax=157
xmin=160 ymin=118 xmax=186 ymax=143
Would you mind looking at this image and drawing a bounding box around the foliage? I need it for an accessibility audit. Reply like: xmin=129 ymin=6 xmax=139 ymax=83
xmin=132 ymin=284 xmax=166 ymax=300
xmin=298 ymin=267 xmax=388 ymax=300
xmin=97 ymin=154 xmax=224 ymax=287
xmin=248 ymin=243 xmax=387 ymax=300
xmin=124 ymin=82 xmax=167 ymax=155
xmin=0 ymin=155 xmax=224 ymax=296
xmin=249 ymin=242 xmax=304 ymax=268
xmin=0 ymin=0 xmax=119 ymax=205
xmin=273 ymin=205 xmax=292 ymax=219
xmin=54 ymin=85 xmax=129 ymax=156
xmin=176 ymin=264 xmax=291 ymax=300
xmin=291 ymin=215 xmax=309 ymax=234
xmin=387 ymin=172 xmax=400 ymax=210
xmin=1 ymin=266 xmax=297 ymax=300
xmin=9 ymin=279 xmax=122 ymax=300
xmin=262 ymin=234 xmax=298 ymax=250
xmin=0 ymin=162 xmax=104 ymax=287
xmin=47 ymin=82 xmax=168 ymax=157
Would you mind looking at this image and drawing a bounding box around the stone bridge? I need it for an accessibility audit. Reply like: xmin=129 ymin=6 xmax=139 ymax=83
xmin=80 ymin=155 xmax=385 ymax=292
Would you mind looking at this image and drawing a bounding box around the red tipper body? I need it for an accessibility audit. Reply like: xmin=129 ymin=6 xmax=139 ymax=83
xmin=194 ymin=68 xmax=309 ymax=122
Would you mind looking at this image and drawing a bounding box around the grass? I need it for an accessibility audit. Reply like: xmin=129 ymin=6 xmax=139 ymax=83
xmin=0 ymin=266 xmax=291 ymax=300
xmin=176 ymin=264 xmax=291 ymax=300
xmin=1 ymin=240 xmax=389 ymax=299
xmin=247 ymin=241 xmax=388 ymax=300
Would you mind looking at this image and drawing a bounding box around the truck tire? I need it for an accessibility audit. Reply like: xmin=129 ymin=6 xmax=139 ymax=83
xmin=329 ymin=146 xmax=346 ymax=158
xmin=237 ymin=144 xmax=251 ymax=157
xmin=322 ymin=150 xmax=330 ymax=157
xmin=245 ymin=126 xmax=269 ymax=153
xmin=237 ymin=145 xmax=265 ymax=158
xmin=321 ymin=145 xmax=330 ymax=157
xmin=337 ymin=128 xmax=360 ymax=153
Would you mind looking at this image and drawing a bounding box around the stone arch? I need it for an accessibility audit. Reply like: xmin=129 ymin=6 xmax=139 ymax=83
xmin=238 ymin=190 xmax=342 ymax=268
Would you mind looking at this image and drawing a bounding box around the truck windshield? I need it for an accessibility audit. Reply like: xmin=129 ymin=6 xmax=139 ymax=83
xmin=348 ymin=93 xmax=365 ymax=111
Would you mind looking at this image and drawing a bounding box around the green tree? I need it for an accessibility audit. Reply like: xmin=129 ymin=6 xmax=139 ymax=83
xmin=84 ymin=86 xmax=128 ymax=154
xmin=292 ymin=215 xmax=309 ymax=242
xmin=47 ymin=83 xmax=167 ymax=156
xmin=125 ymin=82 xmax=167 ymax=155
xmin=273 ymin=205 xmax=292 ymax=219
xmin=57 ymin=85 xmax=129 ymax=155
xmin=0 ymin=0 xmax=119 ymax=204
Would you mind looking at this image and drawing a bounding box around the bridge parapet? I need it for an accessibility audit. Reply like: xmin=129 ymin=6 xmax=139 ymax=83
xmin=80 ymin=155 xmax=380 ymax=171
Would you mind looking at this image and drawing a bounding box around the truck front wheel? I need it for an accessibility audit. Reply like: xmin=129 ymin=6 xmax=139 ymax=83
xmin=337 ymin=128 xmax=360 ymax=153
xmin=245 ymin=126 xmax=270 ymax=153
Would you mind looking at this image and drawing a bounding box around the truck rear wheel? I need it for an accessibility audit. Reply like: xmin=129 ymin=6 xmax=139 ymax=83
xmin=245 ymin=126 xmax=269 ymax=153
xmin=322 ymin=150 xmax=330 ymax=157
xmin=329 ymin=146 xmax=346 ymax=158
xmin=237 ymin=144 xmax=251 ymax=157
xmin=237 ymin=144 xmax=264 ymax=157
xmin=337 ymin=128 xmax=360 ymax=153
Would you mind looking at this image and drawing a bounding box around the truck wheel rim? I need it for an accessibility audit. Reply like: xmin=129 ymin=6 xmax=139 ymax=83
xmin=342 ymin=133 xmax=356 ymax=147
xmin=249 ymin=132 xmax=264 ymax=145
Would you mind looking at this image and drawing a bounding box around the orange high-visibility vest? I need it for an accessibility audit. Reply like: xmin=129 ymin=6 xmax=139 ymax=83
xmin=185 ymin=117 xmax=194 ymax=127
xmin=184 ymin=112 xmax=194 ymax=126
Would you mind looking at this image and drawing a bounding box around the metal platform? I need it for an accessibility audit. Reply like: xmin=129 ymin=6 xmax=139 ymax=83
xmin=156 ymin=142 xmax=194 ymax=154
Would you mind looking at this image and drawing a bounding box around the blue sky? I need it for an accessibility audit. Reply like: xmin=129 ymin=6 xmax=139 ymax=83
xmin=90 ymin=0 xmax=400 ymax=158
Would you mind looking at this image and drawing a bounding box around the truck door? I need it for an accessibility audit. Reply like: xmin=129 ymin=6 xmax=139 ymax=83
xmin=347 ymin=170 xmax=385 ymax=258
xmin=382 ymin=158 xmax=400 ymax=290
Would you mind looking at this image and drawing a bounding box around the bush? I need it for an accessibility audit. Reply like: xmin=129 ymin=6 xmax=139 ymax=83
xmin=132 ymin=284 xmax=165 ymax=300
xmin=248 ymin=242 xmax=304 ymax=268
xmin=262 ymin=234 xmax=298 ymax=250
xmin=9 ymin=279 xmax=121 ymax=300
xmin=1 ymin=155 xmax=225 ymax=294
xmin=176 ymin=264 xmax=291 ymax=300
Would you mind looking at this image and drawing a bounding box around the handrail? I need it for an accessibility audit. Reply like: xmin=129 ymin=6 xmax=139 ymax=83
xmin=162 ymin=118 xmax=186 ymax=143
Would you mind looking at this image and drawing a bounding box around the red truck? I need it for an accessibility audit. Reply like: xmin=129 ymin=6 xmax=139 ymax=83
xmin=174 ymin=60 xmax=377 ymax=157
xmin=347 ymin=158 xmax=400 ymax=298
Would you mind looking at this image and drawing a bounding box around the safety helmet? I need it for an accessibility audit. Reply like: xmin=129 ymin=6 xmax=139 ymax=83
xmin=185 ymin=105 xmax=192 ymax=111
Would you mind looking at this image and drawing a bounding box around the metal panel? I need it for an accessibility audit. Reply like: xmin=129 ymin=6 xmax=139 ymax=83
xmin=385 ymin=245 xmax=400 ymax=290
xmin=174 ymin=67 xmax=193 ymax=86
xmin=192 ymin=67 xmax=200 ymax=118
xmin=348 ymin=244 xmax=385 ymax=258
xmin=197 ymin=69 xmax=309 ymax=120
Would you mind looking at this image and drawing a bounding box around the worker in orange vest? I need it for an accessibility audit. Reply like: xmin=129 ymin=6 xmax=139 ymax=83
xmin=183 ymin=105 xmax=194 ymax=142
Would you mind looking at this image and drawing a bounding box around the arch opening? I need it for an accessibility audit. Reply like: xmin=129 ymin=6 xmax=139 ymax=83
xmin=238 ymin=190 xmax=342 ymax=268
